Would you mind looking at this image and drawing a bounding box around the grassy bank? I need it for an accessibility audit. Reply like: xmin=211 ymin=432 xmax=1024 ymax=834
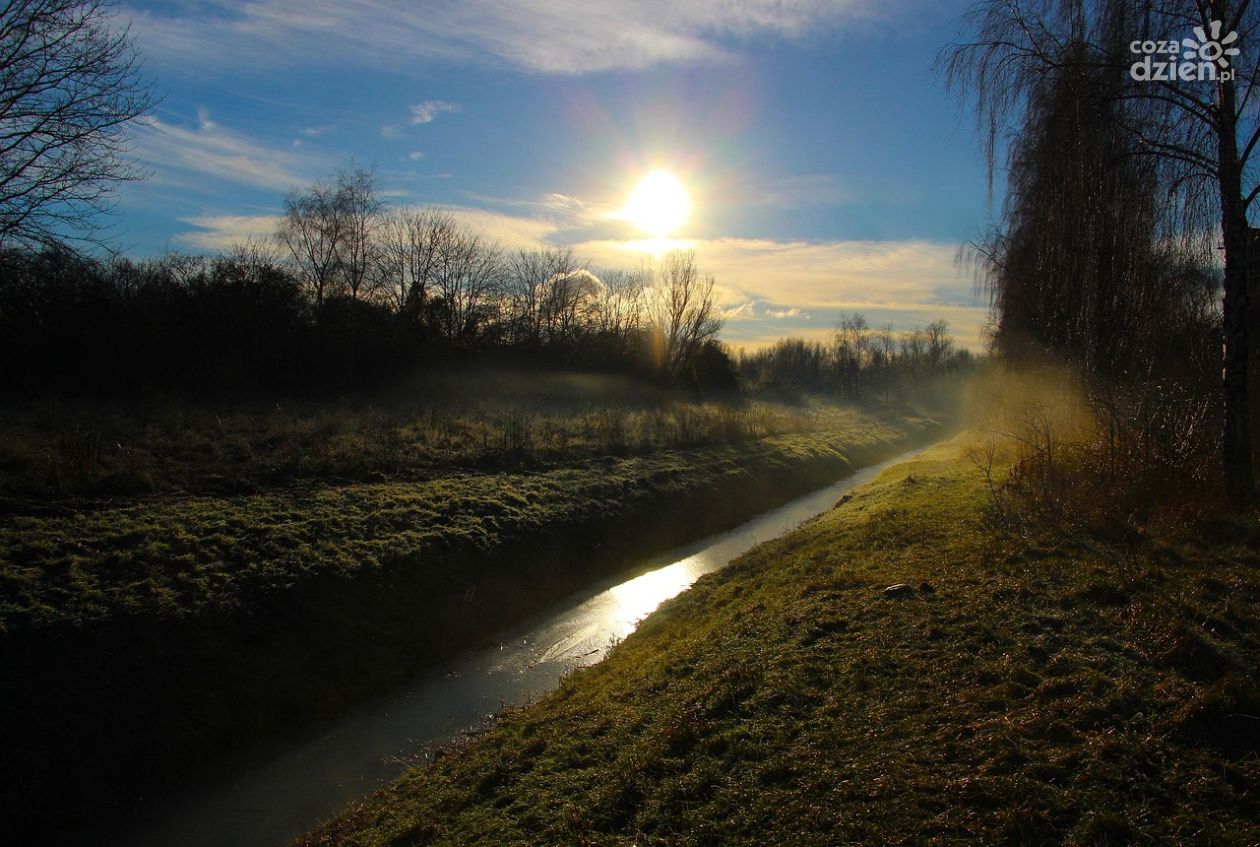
xmin=300 ymin=434 xmax=1260 ymax=846
xmin=0 ymin=402 xmax=937 ymax=837
xmin=0 ymin=373 xmax=868 ymax=507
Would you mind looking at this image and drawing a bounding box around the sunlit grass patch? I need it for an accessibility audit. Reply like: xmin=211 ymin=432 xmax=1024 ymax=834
xmin=298 ymin=432 xmax=1260 ymax=847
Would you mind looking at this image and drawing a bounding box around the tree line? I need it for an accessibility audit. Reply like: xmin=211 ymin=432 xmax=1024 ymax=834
xmin=273 ymin=167 xmax=725 ymax=381
xmin=0 ymin=168 xmax=733 ymax=395
xmin=737 ymin=314 xmax=973 ymax=402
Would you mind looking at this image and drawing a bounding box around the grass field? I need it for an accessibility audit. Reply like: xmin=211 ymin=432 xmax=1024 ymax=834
xmin=298 ymin=434 xmax=1260 ymax=846
xmin=0 ymin=372 xmax=864 ymax=507
xmin=0 ymin=384 xmax=940 ymax=838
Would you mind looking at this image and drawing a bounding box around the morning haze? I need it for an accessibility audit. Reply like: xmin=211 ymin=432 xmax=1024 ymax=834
xmin=1 ymin=1 xmax=1257 ymax=845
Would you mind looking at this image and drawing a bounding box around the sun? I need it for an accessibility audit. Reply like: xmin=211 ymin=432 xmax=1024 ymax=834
xmin=623 ymin=170 xmax=691 ymax=237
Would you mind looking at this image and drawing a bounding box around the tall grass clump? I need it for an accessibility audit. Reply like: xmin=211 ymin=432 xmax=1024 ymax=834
xmin=969 ymin=366 xmax=1225 ymax=536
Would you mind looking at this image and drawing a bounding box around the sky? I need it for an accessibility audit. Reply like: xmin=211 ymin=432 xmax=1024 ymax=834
xmin=113 ymin=0 xmax=995 ymax=350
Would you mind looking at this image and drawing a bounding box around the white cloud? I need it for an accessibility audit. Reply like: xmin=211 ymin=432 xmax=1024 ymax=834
xmin=721 ymin=301 xmax=808 ymax=320
xmin=420 ymin=199 xmax=986 ymax=345
xmin=125 ymin=0 xmax=889 ymax=75
xmin=409 ymin=100 xmax=461 ymax=125
xmin=541 ymin=193 xmax=586 ymax=213
xmin=168 ymin=193 xmax=988 ymax=348
xmin=134 ymin=110 xmax=322 ymax=192
xmin=455 ymin=190 xmax=604 ymax=234
xmin=569 ymin=236 xmax=975 ymax=314
xmin=406 ymin=150 xmax=426 ymax=161
xmin=175 ymin=214 xmax=283 ymax=252
xmin=696 ymin=237 xmax=975 ymax=309
xmin=441 ymin=206 xmax=562 ymax=250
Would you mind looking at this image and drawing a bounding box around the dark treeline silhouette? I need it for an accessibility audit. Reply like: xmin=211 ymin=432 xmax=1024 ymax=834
xmin=0 ymin=171 xmax=736 ymax=396
xmin=0 ymin=243 xmax=731 ymax=396
xmin=737 ymin=314 xmax=973 ymax=402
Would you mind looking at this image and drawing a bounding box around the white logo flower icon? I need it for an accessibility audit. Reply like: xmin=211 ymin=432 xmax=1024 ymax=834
xmin=1184 ymin=19 xmax=1241 ymax=68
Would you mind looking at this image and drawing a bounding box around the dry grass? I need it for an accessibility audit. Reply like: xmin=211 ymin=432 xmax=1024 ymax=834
xmin=296 ymin=434 xmax=1260 ymax=847
xmin=0 ymin=388 xmax=937 ymax=840
xmin=963 ymin=364 xmax=1225 ymax=535
xmin=0 ymin=391 xmax=857 ymax=507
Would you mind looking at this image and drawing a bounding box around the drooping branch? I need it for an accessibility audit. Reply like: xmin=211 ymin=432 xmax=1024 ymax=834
xmin=0 ymin=0 xmax=154 ymax=248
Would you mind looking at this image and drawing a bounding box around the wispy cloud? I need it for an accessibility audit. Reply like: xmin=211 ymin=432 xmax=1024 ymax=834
xmin=175 ymin=214 xmax=283 ymax=252
xmin=134 ymin=109 xmax=322 ymax=192
xmin=694 ymin=238 xmax=975 ymax=309
xmin=125 ymin=0 xmax=889 ymax=75
xmin=409 ymin=100 xmax=461 ymax=125
xmin=721 ymin=301 xmax=808 ymax=320
xmin=442 ymin=206 xmax=564 ymax=250
xmin=381 ymin=101 xmax=461 ymax=140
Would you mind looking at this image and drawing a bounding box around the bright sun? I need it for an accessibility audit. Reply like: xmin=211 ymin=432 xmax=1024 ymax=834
xmin=623 ymin=170 xmax=690 ymax=237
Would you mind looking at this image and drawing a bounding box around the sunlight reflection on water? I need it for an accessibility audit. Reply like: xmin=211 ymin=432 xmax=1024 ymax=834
xmin=605 ymin=560 xmax=700 ymax=638
xmin=97 ymin=443 xmax=931 ymax=847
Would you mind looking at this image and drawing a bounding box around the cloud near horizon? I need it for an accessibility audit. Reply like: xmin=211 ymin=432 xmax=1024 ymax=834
xmin=174 ymin=202 xmax=987 ymax=350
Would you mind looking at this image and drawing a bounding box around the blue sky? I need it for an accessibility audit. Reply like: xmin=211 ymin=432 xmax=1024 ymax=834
xmin=115 ymin=0 xmax=994 ymax=349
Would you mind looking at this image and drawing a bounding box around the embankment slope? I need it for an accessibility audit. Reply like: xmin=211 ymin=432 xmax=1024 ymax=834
xmin=1 ymin=411 xmax=938 ymax=836
xmin=300 ymin=435 xmax=1260 ymax=846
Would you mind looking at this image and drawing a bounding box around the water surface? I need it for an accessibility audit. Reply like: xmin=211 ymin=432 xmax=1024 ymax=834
xmin=104 ymin=445 xmax=926 ymax=847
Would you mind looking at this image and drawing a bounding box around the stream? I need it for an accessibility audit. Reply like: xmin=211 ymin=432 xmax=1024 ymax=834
xmin=101 ymin=444 xmax=927 ymax=847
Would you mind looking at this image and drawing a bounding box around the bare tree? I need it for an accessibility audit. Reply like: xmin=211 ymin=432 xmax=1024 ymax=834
xmin=942 ymin=0 xmax=1260 ymax=504
xmin=540 ymin=267 xmax=600 ymax=346
xmin=0 ymin=0 xmax=153 ymax=247
xmin=926 ymin=319 xmax=954 ymax=368
xmin=432 ymin=227 xmax=502 ymax=342
xmin=277 ymin=178 xmax=343 ymax=307
xmin=276 ymin=166 xmax=385 ymax=306
xmin=505 ymin=247 xmax=580 ymax=344
xmin=831 ymin=312 xmax=871 ymax=399
xmin=212 ymin=237 xmax=286 ymax=286
xmin=596 ymin=265 xmax=648 ymax=353
xmin=649 ymin=250 xmax=722 ymax=382
xmin=154 ymin=251 xmax=206 ymax=287
xmin=378 ymin=206 xmax=457 ymax=313
xmin=332 ymin=165 xmax=383 ymax=301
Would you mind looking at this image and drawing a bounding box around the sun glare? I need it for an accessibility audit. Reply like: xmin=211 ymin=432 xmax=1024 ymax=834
xmin=623 ymin=170 xmax=691 ymax=237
